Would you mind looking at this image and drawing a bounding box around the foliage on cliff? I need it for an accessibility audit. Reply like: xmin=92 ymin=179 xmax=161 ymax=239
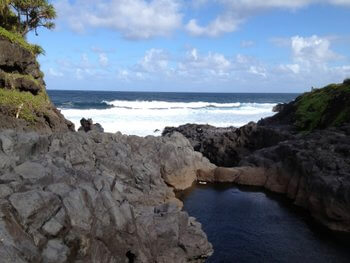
xmin=0 ymin=26 xmax=44 ymax=55
xmin=295 ymin=80 xmax=350 ymax=131
xmin=0 ymin=88 xmax=50 ymax=122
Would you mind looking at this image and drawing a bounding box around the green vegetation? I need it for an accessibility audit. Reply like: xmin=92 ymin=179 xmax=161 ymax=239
xmin=0 ymin=0 xmax=56 ymax=36
xmin=0 ymin=88 xmax=50 ymax=122
xmin=0 ymin=0 xmax=56 ymax=55
xmin=295 ymin=81 xmax=350 ymax=131
xmin=2 ymin=71 xmax=42 ymax=87
xmin=0 ymin=26 xmax=44 ymax=55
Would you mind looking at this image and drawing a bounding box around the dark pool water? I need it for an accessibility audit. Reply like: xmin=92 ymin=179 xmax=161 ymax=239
xmin=180 ymin=184 xmax=350 ymax=263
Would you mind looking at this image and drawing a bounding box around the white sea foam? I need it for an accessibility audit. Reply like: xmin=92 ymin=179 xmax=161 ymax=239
xmin=60 ymin=100 xmax=277 ymax=136
xmin=103 ymin=100 xmax=243 ymax=109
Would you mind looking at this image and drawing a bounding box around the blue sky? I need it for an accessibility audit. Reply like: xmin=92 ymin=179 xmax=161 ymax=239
xmin=28 ymin=0 xmax=350 ymax=92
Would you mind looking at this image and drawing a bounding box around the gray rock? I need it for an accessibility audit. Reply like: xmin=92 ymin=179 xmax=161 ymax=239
xmin=0 ymin=184 xmax=13 ymax=198
xmin=9 ymin=190 xmax=60 ymax=228
xmin=63 ymin=189 xmax=92 ymax=231
xmin=0 ymin=130 xmax=214 ymax=262
xmin=42 ymin=239 xmax=69 ymax=263
xmin=0 ymin=134 xmax=13 ymax=155
xmin=14 ymin=161 xmax=47 ymax=180
xmin=42 ymin=208 xmax=65 ymax=236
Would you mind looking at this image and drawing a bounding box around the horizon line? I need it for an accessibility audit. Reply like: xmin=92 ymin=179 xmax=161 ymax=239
xmin=47 ymin=89 xmax=301 ymax=95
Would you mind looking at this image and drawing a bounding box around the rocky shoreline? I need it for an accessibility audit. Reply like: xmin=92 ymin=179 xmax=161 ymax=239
xmin=0 ymin=130 xmax=215 ymax=262
xmin=1 ymin=30 xmax=350 ymax=262
xmin=164 ymin=83 xmax=350 ymax=233
xmin=0 ymin=33 xmax=216 ymax=262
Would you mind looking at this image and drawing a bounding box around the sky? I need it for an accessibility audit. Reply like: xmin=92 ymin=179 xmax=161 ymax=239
xmin=27 ymin=0 xmax=350 ymax=93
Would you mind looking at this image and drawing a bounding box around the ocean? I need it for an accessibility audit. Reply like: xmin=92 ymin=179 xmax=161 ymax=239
xmin=48 ymin=90 xmax=299 ymax=136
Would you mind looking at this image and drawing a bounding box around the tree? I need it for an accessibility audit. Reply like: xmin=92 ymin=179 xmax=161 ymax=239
xmin=5 ymin=0 xmax=56 ymax=36
xmin=0 ymin=0 xmax=18 ymax=32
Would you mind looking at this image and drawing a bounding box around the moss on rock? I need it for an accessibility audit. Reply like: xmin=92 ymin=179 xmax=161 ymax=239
xmin=0 ymin=88 xmax=50 ymax=122
xmin=295 ymin=81 xmax=350 ymax=131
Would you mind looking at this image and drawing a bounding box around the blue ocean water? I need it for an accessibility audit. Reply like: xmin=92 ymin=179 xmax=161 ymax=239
xmin=48 ymin=90 xmax=298 ymax=136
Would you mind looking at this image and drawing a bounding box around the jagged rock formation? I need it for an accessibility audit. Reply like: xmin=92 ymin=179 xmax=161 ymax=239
xmin=163 ymin=123 xmax=292 ymax=167
xmin=0 ymin=35 xmax=74 ymax=133
xmin=164 ymin=81 xmax=350 ymax=233
xmin=196 ymin=124 xmax=350 ymax=232
xmin=0 ymin=130 xmax=214 ymax=262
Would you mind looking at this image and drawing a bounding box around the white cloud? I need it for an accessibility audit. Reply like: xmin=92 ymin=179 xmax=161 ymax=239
xmin=279 ymin=64 xmax=301 ymax=74
xmin=56 ymin=0 xmax=182 ymax=40
xmin=291 ymin=35 xmax=340 ymax=64
xmin=177 ymin=48 xmax=232 ymax=78
xmin=186 ymin=15 xmax=243 ymax=37
xmin=137 ymin=49 xmax=170 ymax=73
xmin=48 ymin=68 xmax=64 ymax=77
xmin=241 ymin=40 xmax=255 ymax=48
xmin=118 ymin=48 xmax=270 ymax=83
xmin=99 ymin=53 xmax=109 ymax=67
xmin=186 ymin=0 xmax=350 ymax=37
xmin=249 ymin=66 xmax=267 ymax=78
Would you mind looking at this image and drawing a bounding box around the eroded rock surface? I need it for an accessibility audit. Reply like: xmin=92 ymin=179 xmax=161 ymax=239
xmin=165 ymin=110 xmax=350 ymax=232
xmin=197 ymin=125 xmax=350 ymax=232
xmin=0 ymin=130 xmax=214 ymax=262
xmin=163 ymin=123 xmax=292 ymax=167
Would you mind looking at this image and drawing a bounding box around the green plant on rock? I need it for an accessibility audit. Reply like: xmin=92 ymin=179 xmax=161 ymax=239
xmin=295 ymin=81 xmax=350 ymax=131
xmin=0 ymin=88 xmax=50 ymax=122
xmin=0 ymin=26 xmax=44 ymax=55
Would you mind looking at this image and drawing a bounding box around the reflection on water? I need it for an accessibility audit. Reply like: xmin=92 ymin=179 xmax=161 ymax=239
xmin=179 ymin=184 xmax=350 ymax=263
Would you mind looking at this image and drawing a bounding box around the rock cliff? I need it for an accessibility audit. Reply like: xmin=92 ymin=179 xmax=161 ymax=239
xmin=0 ymin=130 xmax=214 ymax=262
xmin=0 ymin=34 xmax=74 ymax=133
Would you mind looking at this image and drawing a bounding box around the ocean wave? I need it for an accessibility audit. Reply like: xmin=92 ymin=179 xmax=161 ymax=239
xmin=102 ymin=99 xmax=276 ymax=110
xmin=58 ymin=101 xmax=113 ymax=110
xmin=60 ymin=101 xmax=277 ymax=136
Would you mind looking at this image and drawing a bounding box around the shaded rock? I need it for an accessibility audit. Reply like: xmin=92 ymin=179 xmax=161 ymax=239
xmin=272 ymin=103 xmax=286 ymax=112
xmin=163 ymin=123 xmax=292 ymax=167
xmin=78 ymin=118 xmax=104 ymax=133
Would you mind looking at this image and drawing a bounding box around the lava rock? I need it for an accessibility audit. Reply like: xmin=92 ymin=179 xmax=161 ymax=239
xmin=78 ymin=118 xmax=104 ymax=133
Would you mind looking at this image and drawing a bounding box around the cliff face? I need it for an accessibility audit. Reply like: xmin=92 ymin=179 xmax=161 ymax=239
xmin=164 ymin=81 xmax=350 ymax=233
xmin=0 ymin=34 xmax=74 ymax=133
xmin=0 ymin=130 xmax=214 ymax=262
